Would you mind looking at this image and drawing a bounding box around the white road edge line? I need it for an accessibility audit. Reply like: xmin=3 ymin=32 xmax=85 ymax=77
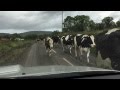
xmin=63 ymin=58 xmax=74 ymax=66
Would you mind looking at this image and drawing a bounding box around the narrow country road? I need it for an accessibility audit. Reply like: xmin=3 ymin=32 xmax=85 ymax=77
xmin=23 ymin=41 xmax=97 ymax=67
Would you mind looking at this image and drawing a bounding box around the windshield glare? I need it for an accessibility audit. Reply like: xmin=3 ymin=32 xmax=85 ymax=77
xmin=0 ymin=11 xmax=120 ymax=77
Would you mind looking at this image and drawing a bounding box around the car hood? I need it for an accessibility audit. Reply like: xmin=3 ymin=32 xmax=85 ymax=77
xmin=0 ymin=65 xmax=119 ymax=78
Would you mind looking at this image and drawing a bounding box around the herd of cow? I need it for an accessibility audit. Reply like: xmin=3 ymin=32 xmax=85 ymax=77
xmin=43 ymin=28 xmax=120 ymax=70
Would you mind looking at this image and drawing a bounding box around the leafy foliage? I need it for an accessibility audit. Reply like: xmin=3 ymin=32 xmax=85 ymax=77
xmin=62 ymin=15 xmax=119 ymax=33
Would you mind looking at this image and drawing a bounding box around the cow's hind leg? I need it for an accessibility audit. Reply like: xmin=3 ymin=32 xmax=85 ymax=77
xmin=70 ymin=46 xmax=72 ymax=54
xmin=87 ymin=48 xmax=90 ymax=63
xmin=48 ymin=49 xmax=52 ymax=56
xmin=74 ymin=45 xmax=77 ymax=58
xmin=61 ymin=39 xmax=65 ymax=52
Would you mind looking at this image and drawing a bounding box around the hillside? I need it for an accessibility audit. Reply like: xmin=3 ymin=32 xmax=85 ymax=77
xmin=0 ymin=33 xmax=10 ymax=36
xmin=20 ymin=31 xmax=52 ymax=36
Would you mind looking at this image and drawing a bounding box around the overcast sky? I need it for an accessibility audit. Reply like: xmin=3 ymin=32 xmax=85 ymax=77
xmin=0 ymin=11 xmax=120 ymax=34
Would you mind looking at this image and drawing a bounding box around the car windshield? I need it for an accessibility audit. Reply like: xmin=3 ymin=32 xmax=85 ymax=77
xmin=0 ymin=11 xmax=120 ymax=77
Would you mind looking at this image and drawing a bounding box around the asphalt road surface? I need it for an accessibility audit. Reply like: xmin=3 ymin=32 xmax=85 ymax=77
xmin=23 ymin=41 xmax=97 ymax=67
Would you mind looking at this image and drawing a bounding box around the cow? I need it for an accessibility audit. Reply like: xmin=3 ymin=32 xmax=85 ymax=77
xmin=44 ymin=37 xmax=56 ymax=56
xmin=95 ymin=28 xmax=120 ymax=70
xmin=60 ymin=35 xmax=74 ymax=54
xmin=52 ymin=35 xmax=60 ymax=45
xmin=74 ymin=34 xmax=96 ymax=63
xmin=40 ymin=37 xmax=44 ymax=41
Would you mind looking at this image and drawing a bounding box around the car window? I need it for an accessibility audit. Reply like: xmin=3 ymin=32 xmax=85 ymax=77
xmin=0 ymin=11 xmax=120 ymax=78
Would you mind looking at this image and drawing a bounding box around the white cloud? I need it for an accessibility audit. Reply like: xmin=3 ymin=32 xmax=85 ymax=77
xmin=0 ymin=11 xmax=120 ymax=34
xmin=0 ymin=11 xmax=62 ymax=33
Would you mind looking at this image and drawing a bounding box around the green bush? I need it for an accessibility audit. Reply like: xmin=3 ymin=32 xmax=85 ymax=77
xmin=0 ymin=40 xmax=33 ymax=54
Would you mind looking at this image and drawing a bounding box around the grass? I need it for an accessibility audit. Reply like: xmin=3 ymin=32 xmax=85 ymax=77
xmin=0 ymin=40 xmax=33 ymax=51
xmin=0 ymin=40 xmax=34 ymax=65
xmin=0 ymin=47 xmax=28 ymax=66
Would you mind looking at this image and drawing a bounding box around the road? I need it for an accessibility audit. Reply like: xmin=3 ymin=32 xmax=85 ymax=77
xmin=23 ymin=41 xmax=97 ymax=67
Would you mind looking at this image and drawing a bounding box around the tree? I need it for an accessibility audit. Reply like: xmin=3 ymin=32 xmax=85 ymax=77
xmin=111 ymin=21 xmax=117 ymax=28
xmin=62 ymin=28 xmax=68 ymax=32
xmin=102 ymin=17 xmax=114 ymax=29
xmin=24 ymin=34 xmax=38 ymax=40
xmin=95 ymin=23 xmax=105 ymax=30
xmin=89 ymin=20 xmax=96 ymax=31
xmin=116 ymin=20 xmax=120 ymax=27
xmin=74 ymin=15 xmax=90 ymax=31
xmin=51 ymin=30 xmax=60 ymax=36
xmin=63 ymin=15 xmax=118 ymax=32
xmin=11 ymin=33 xmax=22 ymax=40
xmin=63 ymin=16 xmax=74 ymax=32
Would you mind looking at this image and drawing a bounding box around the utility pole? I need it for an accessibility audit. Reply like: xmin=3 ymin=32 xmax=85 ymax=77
xmin=62 ymin=11 xmax=63 ymax=32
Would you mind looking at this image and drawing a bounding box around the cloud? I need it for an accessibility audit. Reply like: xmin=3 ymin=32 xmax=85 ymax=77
xmin=0 ymin=11 xmax=120 ymax=34
xmin=0 ymin=11 xmax=62 ymax=34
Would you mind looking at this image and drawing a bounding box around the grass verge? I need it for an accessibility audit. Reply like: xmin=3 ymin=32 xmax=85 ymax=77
xmin=0 ymin=40 xmax=34 ymax=66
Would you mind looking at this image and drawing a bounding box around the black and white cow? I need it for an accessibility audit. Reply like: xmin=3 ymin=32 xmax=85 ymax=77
xmin=44 ymin=37 xmax=55 ymax=56
xmin=74 ymin=34 xmax=96 ymax=63
xmin=40 ymin=37 xmax=44 ymax=41
xmin=52 ymin=36 xmax=60 ymax=45
xmin=95 ymin=28 xmax=120 ymax=70
xmin=61 ymin=35 xmax=74 ymax=54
